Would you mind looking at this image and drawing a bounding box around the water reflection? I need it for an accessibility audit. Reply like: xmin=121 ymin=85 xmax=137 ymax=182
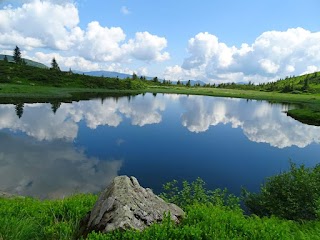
xmin=180 ymin=96 xmax=320 ymax=148
xmin=0 ymin=132 xmax=122 ymax=199
xmin=0 ymin=95 xmax=319 ymax=148
xmin=0 ymin=94 xmax=320 ymax=198
xmin=0 ymin=95 xmax=165 ymax=141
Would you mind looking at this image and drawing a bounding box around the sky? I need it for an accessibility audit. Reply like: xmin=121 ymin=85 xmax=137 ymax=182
xmin=0 ymin=0 xmax=319 ymax=83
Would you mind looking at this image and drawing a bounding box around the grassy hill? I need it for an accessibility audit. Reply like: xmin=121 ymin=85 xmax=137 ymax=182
xmin=216 ymin=72 xmax=320 ymax=94
xmin=0 ymin=59 xmax=147 ymax=90
xmin=0 ymin=55 xmax=48 ymax=69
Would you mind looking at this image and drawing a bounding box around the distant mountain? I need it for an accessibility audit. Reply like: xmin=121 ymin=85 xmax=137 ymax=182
xmin=75 ymin=70 xmax=132 ymax=79
xmin=179 ymin=80 xmax=206 ymax=86
xmin=76 ymin=70 xmax=206 ymax=86
xmin=0 ymin=55 xmax=48 ymax=68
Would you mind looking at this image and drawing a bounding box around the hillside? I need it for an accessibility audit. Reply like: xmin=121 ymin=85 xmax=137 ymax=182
xmin=216 ymin=72 xmax=320 ymax=93
xmin=0 ymin=59 xmax=146 ymax=90
xmin=0 ymin=55 xmax=48 ymax=69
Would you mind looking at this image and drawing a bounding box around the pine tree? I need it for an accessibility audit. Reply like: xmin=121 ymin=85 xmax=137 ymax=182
xmin=3 ymin=55 xmax=8 ymax=63
xmin=132 ymin=72 xmax=138 ymax=80
xmin=51 ymin=57 xmax=60 ymax=71
xmin=15 ymin=103 xmax=24 ymax=119
xmin=13 ymin=46 xmax=22 ymax=64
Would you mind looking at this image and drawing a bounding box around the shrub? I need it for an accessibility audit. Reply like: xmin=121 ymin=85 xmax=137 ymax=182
xmin=243 ymin=162 xmax=320 ymax=221
xmin=159 ymin=177 xmax=239 ymax=209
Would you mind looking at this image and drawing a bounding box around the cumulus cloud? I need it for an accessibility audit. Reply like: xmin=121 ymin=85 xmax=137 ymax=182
xmin=123 ymin=32 xmax=170 ymax=62
xmin=0 ymin=132 xmax=122 ymax=199
xmin=0 ymin=0 xmax=169 ymax=68
xmin=0 ymin=0 xmax=81 ymax=50
xmin=166 ymin=28 xmax=320 ymax=83
xmin=179 ymin=95 xmax=320 ymax=148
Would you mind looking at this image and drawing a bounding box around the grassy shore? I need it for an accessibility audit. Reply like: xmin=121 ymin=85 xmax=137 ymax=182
xmin=147 ymin=86 xmax=320 ymax=126
xmin=1 ymin=83 xmax=320 ymax=125
xmin=1 ymin=177 xmax=320 ymax=240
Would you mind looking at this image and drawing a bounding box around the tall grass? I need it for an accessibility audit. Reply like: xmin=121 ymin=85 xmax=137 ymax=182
xmin=1 ymin=175 xmax=320 ymax=239
xmin=0 ymin=194 xmax=97 ymax=240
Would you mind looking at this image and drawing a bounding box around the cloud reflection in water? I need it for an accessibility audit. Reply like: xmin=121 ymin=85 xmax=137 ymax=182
xmin=180 ymin=96 xmax=320 ymax=148
xmin=0 ymin=132 xmax=122 ymax=199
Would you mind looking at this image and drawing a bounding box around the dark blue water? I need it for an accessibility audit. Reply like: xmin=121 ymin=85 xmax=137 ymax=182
xmin=0 ymin=93 xmax=319 ymax=199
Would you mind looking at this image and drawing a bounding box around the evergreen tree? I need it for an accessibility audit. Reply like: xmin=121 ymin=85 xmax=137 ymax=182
xmin=3 ymin=55 xmax=8 ymax=63
xmin=186 ymin=80 xmax=191 ymax=87
xmin=132 ymin=72 xmax=138 ymax=80
xmin=13 ymin=46 xmax=22 ymax=64
xmin=15 ymin=103 xmax=24 ymax=119
xmin=51 ymin=102 xmax=61 ymax=114
xmin=51 ymin=57 xmax=60 ymax=71
xmin=303 ymin=76 xmax=309 ymax=91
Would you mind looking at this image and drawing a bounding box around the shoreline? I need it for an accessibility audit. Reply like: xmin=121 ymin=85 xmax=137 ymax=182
xmin=1 ymin=84 xmax=320 ymax=125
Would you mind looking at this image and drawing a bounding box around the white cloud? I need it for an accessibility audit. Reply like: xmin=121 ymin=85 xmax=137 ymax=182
xmin=123 ymin=31 xmax=170 ymax=62
xmin=121 ymin=6 xmax=130 ymax=15
xmin=78 ymin=21 xmax=125 ymax=62
xmin=171 ymin=28 xmax=320 ymax=83
xmin=0 ymin=0 xmax=81 ymax=50
xmin=0 ymin=0 xmax=170 ymax=67
xmin=258 ymin=59 xmax=280 ymax=74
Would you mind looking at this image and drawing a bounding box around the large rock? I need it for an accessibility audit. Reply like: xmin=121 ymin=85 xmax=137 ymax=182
xmin=0 ymin=191 xmax=19 ymax=199
xmin=80 ymin=176 xmax=184 ymax=237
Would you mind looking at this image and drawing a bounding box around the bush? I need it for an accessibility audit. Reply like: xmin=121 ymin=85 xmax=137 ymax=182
xmin=243 ymin=162 xmax=320 ymax=221
xmin=160 ymin=177 xmax=239 ymax=209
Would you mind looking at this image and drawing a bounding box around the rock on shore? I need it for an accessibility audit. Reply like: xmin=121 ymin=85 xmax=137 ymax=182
xmin=80 ymin=176 xmax=184 ymax=237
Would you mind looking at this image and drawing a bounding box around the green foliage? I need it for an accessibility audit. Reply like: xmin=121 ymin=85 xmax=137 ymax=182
xmin=86 ymin=204 xmax=320 ymax=240
xmin=287 ymin=106 xmax=320 ymax=126
xmin=0 ymin=194 xmax=97 ymax=240
xmin=160 ymin=178 xmax=239 ymax=209
xmin=214 ymin=71 xmax=320 ymax=94
xmin=0 ymin=60 xmax=147 ymax=90
xmin=2 ymin=178 xmax=320 ymax=239
xmin=243 ymin=163 xmax=320 ymax=221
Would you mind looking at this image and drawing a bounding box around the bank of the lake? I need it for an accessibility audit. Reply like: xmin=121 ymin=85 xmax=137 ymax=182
xmin=1 ymin=176 xmax=320 ymax=240
xmin=1 ymin=83 xmax=320 ymax=125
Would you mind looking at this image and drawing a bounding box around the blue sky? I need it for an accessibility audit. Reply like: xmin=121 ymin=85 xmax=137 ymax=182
xmin=0 ymin=0 xmax=319 ymax=83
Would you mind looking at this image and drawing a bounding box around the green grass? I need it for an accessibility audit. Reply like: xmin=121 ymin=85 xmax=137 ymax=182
xmin=2 ymin=176 xmax=320 ymax=239
xmin=0 ymin=194 xmax=97 ymax=240
xmin=287 ymin=108 xmax=320 ymax=126
xmin=87 ymin=204 xmax=320 ymax=240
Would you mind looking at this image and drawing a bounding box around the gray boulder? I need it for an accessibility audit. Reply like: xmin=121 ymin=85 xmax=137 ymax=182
xmin=0 ymin=191 xmax=19 ymax=199
xmin=80 ymin=176 xmax=184 ymax=237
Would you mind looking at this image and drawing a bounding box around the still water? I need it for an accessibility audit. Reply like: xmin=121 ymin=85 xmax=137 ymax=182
xmin=0 ymin=93 xmax=320 ymax=199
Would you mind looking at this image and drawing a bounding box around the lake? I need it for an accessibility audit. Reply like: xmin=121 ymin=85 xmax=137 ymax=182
xmin=0 ymin=93 xmax=320 ymax=199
